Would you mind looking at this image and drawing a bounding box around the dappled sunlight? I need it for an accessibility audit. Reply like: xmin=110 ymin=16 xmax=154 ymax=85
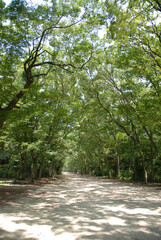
xmin=101 ymin=205 xmax=161 ymax=215
xmin=0 ymin=174 xmax=161 ymax=239
xmin=107 ymin=217 xmax=126 ymax=226
xmin=0 ymin=214 xmax=76 ymax=240
xmin=93 ymin=217 xmax=126 ymax=226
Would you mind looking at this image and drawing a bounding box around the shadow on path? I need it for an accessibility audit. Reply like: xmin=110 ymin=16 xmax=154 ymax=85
xmin=0 ymin=173 xmax=161 ymax=240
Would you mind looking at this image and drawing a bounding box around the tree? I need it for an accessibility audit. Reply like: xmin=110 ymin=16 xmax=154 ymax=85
xmin=0 ymin=0 xmax=100 ymax=130
xmin=1 ymin=0 xmax=161 ymax=183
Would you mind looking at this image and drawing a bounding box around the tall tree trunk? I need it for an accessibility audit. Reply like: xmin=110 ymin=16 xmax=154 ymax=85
xmin=114 ymin=134 xmax=120 ymax=177
xmin=140 ymin=150 xmax=148 ymax=184
xmin=150 ymin=144 xmax=154 ymax=182
xmin=30 ymin=151 xmax=38 ymax=183
xmin=17 ymin=151 xmax=27 ymax=180
xmin=134 ymin=157 xmax=138 ymax=181
xmin=106 ymin=157 xmax=110 ymax=178
xmin=117 ymin=156 xmax=120 ymax=176
xmin=99 ymin=159 xmax=103 ymax=176
xmin=38 ymin=164 xmax=43 ymax=179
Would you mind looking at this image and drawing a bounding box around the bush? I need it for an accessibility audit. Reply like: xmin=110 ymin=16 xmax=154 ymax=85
xmin=119 ymin=169 xmax=133 ymax=181
xmin=0 ymin=165 xmax=17 ymax=178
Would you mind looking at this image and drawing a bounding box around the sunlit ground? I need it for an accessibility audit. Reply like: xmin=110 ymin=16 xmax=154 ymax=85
xmin=0 ymin=174 xmax=161 ymax=240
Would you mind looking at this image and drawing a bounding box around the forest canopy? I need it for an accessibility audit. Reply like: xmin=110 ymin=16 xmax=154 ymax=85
xmin=0 ymin=0 xmax=161 ymax=183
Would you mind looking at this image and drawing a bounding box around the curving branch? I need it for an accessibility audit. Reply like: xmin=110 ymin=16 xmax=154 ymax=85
xmin=0 ymin=17 xmax=92 ymax=130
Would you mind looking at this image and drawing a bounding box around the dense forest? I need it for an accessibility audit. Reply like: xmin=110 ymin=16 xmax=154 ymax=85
xmin=0 ymin=0 xmax=160 ymax=183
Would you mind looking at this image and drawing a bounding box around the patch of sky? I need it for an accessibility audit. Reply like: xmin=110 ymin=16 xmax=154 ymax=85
xmin=4 ymin=0 xmax=46 ymax=6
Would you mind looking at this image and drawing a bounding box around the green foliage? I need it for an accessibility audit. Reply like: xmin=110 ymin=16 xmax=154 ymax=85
xmin=119 ymin=169 xmax=133 ymax=181
xmin=0 ymin=164 xmax=17 ymax=178
xmin=0 ymin=0 xmax=161 ymax=183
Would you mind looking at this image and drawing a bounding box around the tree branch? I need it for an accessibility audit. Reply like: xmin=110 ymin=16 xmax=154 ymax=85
xmin=96 ymin=93 xmax=136 ymax=143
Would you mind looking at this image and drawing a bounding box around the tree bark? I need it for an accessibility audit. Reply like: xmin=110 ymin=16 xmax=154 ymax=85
xmin=150 ymin=144 xmax=154 ymax=182
xmin=30 ymin=151 xmax=38 ymax=183
xmin=38 ymin=164 xmax=43 ymax=179
xmin=106 ymin=157 xmax=110 ymax=178
xmin=140 ymin=150 xmax=148 ymax=183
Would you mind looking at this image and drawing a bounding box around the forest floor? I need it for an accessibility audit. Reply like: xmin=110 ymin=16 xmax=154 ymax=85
xmin=0 ymin=173 xmax=161 ymax=240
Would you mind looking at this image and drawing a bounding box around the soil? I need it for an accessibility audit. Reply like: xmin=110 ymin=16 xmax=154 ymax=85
xmin=0 ymin=177 xmax=57 ymax=204
xmin=0 ymin=173 xmax=161 ymax=240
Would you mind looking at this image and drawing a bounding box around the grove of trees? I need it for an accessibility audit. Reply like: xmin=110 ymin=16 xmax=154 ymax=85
xmin=0 ymin=0 xmax=160 ymax=183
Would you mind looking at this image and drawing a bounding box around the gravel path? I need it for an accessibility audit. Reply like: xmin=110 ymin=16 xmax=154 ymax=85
xmin=0 ymin=173 xmax=161 ymax=240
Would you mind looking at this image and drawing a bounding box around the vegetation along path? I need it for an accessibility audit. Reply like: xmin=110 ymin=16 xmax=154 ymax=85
xmin=0 ymin=173 xmax=161 ymax=240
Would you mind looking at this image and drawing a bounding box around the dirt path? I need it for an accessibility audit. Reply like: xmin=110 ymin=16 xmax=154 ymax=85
xmin=0 ymin=173 xmax=161 ymax=240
